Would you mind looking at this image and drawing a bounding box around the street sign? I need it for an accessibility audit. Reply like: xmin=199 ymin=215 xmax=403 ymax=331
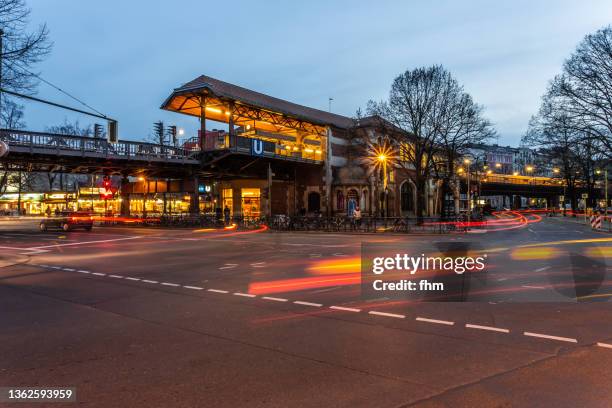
xmin=559 ymin=195 xmax=564 ymax=201
xmin=582 ymin=193 xmax=588 ymax=199
xmin=251 ymin=138 xmax=264 ymax=156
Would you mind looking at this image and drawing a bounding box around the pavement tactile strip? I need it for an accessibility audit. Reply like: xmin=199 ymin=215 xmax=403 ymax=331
xmin=33 ymin=263 xmax=612 ymax=350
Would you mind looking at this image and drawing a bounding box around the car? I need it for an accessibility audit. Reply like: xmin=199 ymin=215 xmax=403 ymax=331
xmin=40 ymin=211 xmax=94 ymax=232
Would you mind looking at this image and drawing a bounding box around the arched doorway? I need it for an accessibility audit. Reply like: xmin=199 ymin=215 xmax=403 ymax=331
xmin=400 ymin=182 xmax=414 ymax=213
xmin=347 ymin=189 xmax=358 ymax=215
xmin=336 ymin=190 xmax=345 ymax=212
xmin=308 ymin=191 xmax=321 ymax=213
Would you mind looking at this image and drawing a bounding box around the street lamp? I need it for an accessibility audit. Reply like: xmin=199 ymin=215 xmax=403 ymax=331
xmin=464 ymin=158 xmax=471 ymax=227
xmin=367 ymin=143 xmax=394 ymax=217
xmin=525 ymin=165 xmax=535 ymax=208
xmin=596 ymin=168 xmax=609 ymax=230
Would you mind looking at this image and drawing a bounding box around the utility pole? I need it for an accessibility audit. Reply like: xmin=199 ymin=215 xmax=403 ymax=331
xmin=0 ymin=29 xmax=4 ymax=127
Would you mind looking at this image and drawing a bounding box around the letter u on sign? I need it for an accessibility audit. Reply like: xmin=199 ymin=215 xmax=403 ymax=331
xmin=252 ymin=139 xmax=264 ymax=156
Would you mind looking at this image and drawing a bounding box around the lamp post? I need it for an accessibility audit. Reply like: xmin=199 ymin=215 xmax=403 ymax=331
xmin=464 ymin=158 xmax=471 ymax=228
xmin=596 ymin=168 xmax=609 ymax=230
xmin=525 ymin=165 xmax=534 ymax=207
xmin=378 ymin=153 xmax=388 ymax=217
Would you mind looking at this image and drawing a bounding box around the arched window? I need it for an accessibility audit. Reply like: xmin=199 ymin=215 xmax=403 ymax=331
xmin=400 ymin=182 xmax=414 ymax=212
xmin=336 ymin=190 xmax=345 ymax=211
xmin=360 ymin=189 xmax=368 ymax=211
xmin=347 ymin=189 xmax=358 ymax=214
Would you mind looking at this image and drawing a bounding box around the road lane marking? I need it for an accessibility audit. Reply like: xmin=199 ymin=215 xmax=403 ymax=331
xmin=522 ymin=285 xmax=547 ymax=289
xmin=466 ymin=324 xmax=510 ymax=333
xmin=25 ymin=236 xmax=143 ymax=250
xmin=109 ymin=274 xmax=124 ymax=279
xmin=49 ymin=266 xmax=61 ymax=269
xmin=329 ymin=306 xmax=361 ymax=312
xmin=142 ymin=279 xmax=158 ymax=284
xmin=597 ymin=342 xmax=612 ymax=349
xmin=208 ymin=289 xmax=229 ymax=294
xmin=161 ymin=282 xmax=179 ymax=287
xmin=294 ymin=301 xmax=323 ymax=307
xmin=219 ymin=265 xmax=237 ymax=270
xmin=416 ymin=317 xmax=455 ymax=326
xmin=234 ymin=292 xmax=256 ymax=298
xmin=262 ymin=296 xmax=288 ymax=302
xmin=523 ymin=332 xmax=577 ymax=343
xmin=63 ymin=268 xmax=75 ymax=271
xmin=125 ymin=277 xmax=141 ymax=281
xmin=92 ymin=272 xmax=106 ymax=276
xmin=369 ymin=311 xmax=405 ymax=319
xmin=535 ymin=266 xmax=551 ymax=272
xmin=183 ymin=285 xmax=203 ymax=290
xmin=76 ymin=270 xmax=90 ymax=274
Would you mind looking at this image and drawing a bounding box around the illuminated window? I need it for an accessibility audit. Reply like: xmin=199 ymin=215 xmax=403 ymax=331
xmin=241 ymin=188 xmax=260 ymax=217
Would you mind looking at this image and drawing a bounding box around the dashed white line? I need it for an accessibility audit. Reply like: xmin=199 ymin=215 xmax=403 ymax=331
xmin=329 ymin=306 xmax=361 ymax=313
xmin=91 ymin=272 xmax=106 ymax=276
xmin=125 ymin=277 xmax=141 ymax=281
xmin=416 ymin=317 xmax=455 ymax=326
xmin=262 ymin=296 xmax=288 ymax=302
xmin=161 ymin=282 xmax=179 ymax=287
xmin=522 ymin=285 xmax=547 ymax=290
xmin=294 ymin=301 xmax=323 ymax=307
xmin=466 ymin=323 xmax=510 ymax=333
xmin=219 ymin=265 xmax=237 ymax=270
xmin=76 ymin=270 xmax=90 ymax=274
xmin=183 ymin=285 xmax=203 ymax=290
xmin=597 ymin=342 xmax=612 ymax=349
xmin=523 ymin=332 xmax=578 ymax=343
xmin=142 ymin=279 xmax=158 ymax=284
xmin=63 ymin=268 xmax=75 ymax=271
xmin=208 ymin=289 xmax=229 ymax=294
xmin=369 ymin=311 xmax=405 ymax=319
xmin=233 ymin=292 xmax=256 ymax=298
xmin=109 ymin=274 xmax=124 ymax=279
xmin=535 ymin=266 xmax=551 ymax=272
xmin=49 ymin=266 xmax=61 ymax=269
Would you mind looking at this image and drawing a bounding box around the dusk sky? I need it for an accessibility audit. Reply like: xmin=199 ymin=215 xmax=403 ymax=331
xmin=22 ymin=0 xmax=612 ymax=146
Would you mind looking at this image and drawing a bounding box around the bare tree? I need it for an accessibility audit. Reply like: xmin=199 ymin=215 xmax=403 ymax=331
xmin=368 ymin=65 xmax=492 ymax=219
xmin=523 ymin=89 xmax=582 ymax=211
xmin=0 ymin=0 xmax=52 ymax=126
xmin=1 ymin=97 xmax=23 ymax=127
xmin=433 ymin=80 xmax=495 ymax=217
xmin=550 ymin=25 xmax=612 ymax=158
xmin=46 ymin=119 xmax=92 ymax=136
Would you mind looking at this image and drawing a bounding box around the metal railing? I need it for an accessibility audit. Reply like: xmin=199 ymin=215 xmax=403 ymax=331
xmin=0 ymin=129 xmax=199 ymax=163
xmin=268 ymin=215 xmax=460 ymax=234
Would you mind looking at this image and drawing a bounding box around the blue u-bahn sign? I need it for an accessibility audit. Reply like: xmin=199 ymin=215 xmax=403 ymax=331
xmin=251 ymin=138 xmax=264 ymax=156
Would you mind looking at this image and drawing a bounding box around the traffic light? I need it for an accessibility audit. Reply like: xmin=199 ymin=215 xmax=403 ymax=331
xmin=107 ymin=120 xmax=118 ymax=143
xmin=167 ymin=125 xmax=177 ymax=145
xmin=102 ymin=176 xmax=113 ymax=199
xmin=94 ymin=123 xmax=104 ymax=138
xmin=153 ymin=121 xmax=164 ymax=145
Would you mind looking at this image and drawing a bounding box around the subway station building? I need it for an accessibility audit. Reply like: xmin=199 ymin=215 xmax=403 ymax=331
xmin=161 ymin=75 xmax=437 ymax=218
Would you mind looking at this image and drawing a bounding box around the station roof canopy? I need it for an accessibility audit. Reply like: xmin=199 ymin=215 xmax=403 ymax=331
xmin=161 ymin=75 xmax=361 ymax=134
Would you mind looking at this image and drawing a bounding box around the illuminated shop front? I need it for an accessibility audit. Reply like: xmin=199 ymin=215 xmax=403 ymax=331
xmin=0 ymin=193 xmax=44 ymax=215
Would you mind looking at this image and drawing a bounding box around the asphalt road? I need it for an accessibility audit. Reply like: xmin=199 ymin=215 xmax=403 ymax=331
xmin=1 ymin=216 xmax=611 ymax=407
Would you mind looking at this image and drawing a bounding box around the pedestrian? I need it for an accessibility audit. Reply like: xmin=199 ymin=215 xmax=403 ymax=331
xmin=45 ymin=207 xmax=51 ymax=217
xmin=223 ymin=205 xmax=231 ymax=225
xmin=353 ymin=206 xmax=362 ymax=230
